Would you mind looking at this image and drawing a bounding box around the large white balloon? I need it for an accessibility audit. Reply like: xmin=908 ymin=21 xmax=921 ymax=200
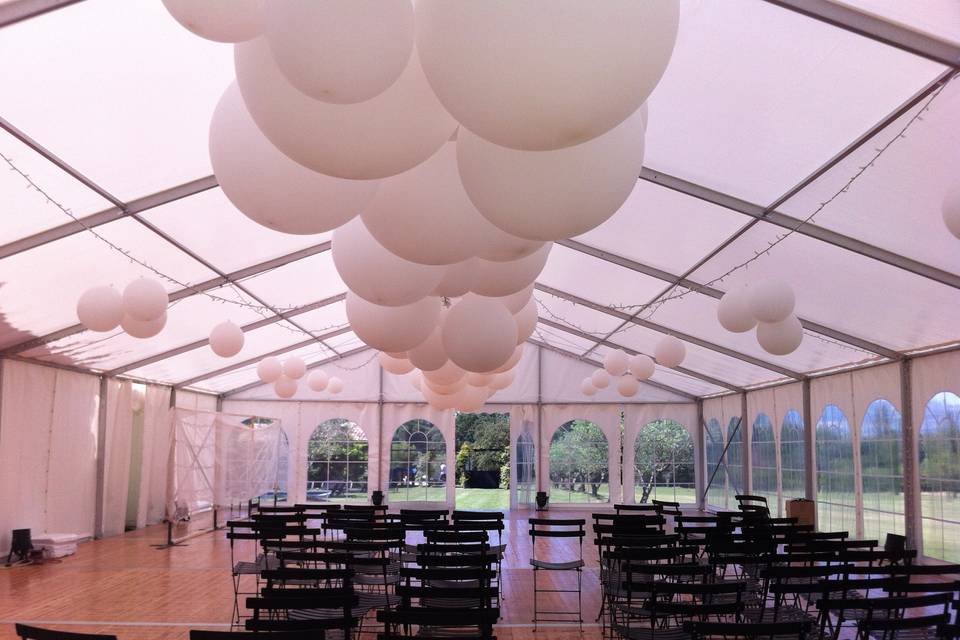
xmin=209 ymin=321 xmax=244 ymax=357
xmin=121 ymin=312 xmax=166 ymax=339
xmin=492 ymin=345 xmax=524 ymax=373
xmin=274 ymin=375 xmax=298 ymax=398
xmin=424 ymin=375 xmax=467 ymax=395
xmin=457 ymin=106 xmax=646 ymax=241
xmin=307 ymin=369 xmax=329 ymax=392
xmin=494 ymin=284 xmax=534 ymax=314
xmin=409 ymin=326 xmax=448 ymax=372
xmin=161 ymin=0 xmax=264 ymax=43
xmin=408 ymin=371 xmax=423 ymax=391
xmin=943 ymin=186 xmax=960 ymax=240
xmin=748 ymin=279 xmax=796 ymax=324
xmin=756 ymin=314 xmax=804 ymax=356
xmin=453 ymin=384 xmax=489 ymax=412
xmin=432 ymin=260 xmax=475 ymax=298
xmin=470 ymin=243 xmax=552 ymax=297
xmin=591 ymin=369 xmax=610 ymax=389
xmin=442 ymin=295 xmax=518 ymax=373
xmin=122 ymin=277 xmax=168 ymax=322
xmin=378 ymin=352 xmax=415 ymax=375
xmin=327 ymin=377 xmax=344 ymax=394
xmin=628 ymin=353 xmax=655 ymax=380
xmin=77 ymin=285 xmax=123 ymax=332
xmin=466 ymin=372 xmax=494 ymax=387
xmin=415 ymin=0 xmax=678 ymax=151
xmin=421 ymin=384 xmax=456 ymax=410
xmin=581 ymin=378 xmax=598 ymax=396
xmin=210 ymin=84 xmax=378 ymax=235
xmin=604 ymin=349 xmax=629 ymax=377
xmin=235 ymin=39 xmax=457 ymax=180
xmin=265 ymin=0 xmax=414 ymax=105
xmin=257 ymin=356 xmax=282 ymax=383
xmin=489 ymin=369 xmax=516 ymax=390
xmin=346 ymin=292 xmax=441 ymax=352
xmin=283 ymin=356 xmax=306 ymax=380
xmin=654 ymin=336 xmax=686 ymax=368
xmin=513 ymin=297 xmax=538 ymax=345
xmin=332 ymin=217 xmax=443 ymax=306
xmin=423 ymin=359 xmax=466 ymax=386
xmin=473 ymin=223 xmax=546 ymax=263
xmin=717 ymin=285 xmax=757 ymax=333
xmin=616 ymin=375 xmax=640 ymax=398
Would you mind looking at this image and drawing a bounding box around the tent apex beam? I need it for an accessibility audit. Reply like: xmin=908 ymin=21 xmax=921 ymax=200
xmin=221 ymin=345 xmax=371 ymax=397
xmin=0 ymin=0 xmax=83 ymax=27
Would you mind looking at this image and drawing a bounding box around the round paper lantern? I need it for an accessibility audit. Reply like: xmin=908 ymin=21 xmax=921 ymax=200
xmin=466 ymin=372 xmax=494 ymax=387
xmin=332 ymin=217 xmax=444 ymax=306
xmin=474 ymin=223 xmax=546 ymax=263
xmin=756 ymin=314 xmax=804 ymax=356
xmin=492 ymin=344 xmax=525 ymax=373
xmin=654 ymin=336 xmax=686 ymax=368
xmin=161 ymin=0 xmax=264 ymax=43
xmin=513 ymin=297 xmax=538 ymax=345
xmin=76 ymin=285 xmax=123 ymax=332
xmin=121 ymin=312 xmax=166 ymax=339
xmin=378 ymin=352 xmax=415 ymax=375
xmin=442 ymin=295 xmax=518 ymax=373
xmin=943 ymin=186 xmax=960 ymax=240
xmin=457 ymin=105 xmax=646 ymax=241
xmin=748 ymin=279 xmax=796 ymax=324
xmin=628 ymin=353 xmax=655 ymax=380
xmin=603 ymin=349 xmax=629 ymax=377
xmin=591 ymin=369 xmax=610 ymax=389
xmin=283 ymin=356 xmax=306 ymax=380
xmin=424 ymin=360 xmax=467 ymax=388
xmin=327 ymin=377 xmax=344 ymax=394
xmin=495 ymin=284 xmax=534 ymax=314
xmin=470 ymin=243 xmax=552 ymax=297
xmin=415 ymin=0 xmax=678 ymax=151
xmin=717 ymin=285 xmax=757 ymax=333
xmin=409 ymin=326 xmax=448 ymax=372
xmin=423 ymin=370 xmax=467 ymax=394
xmin=432 ymin=260 xmax=475 ymax=298
xmin=421 ymin=384 xmax=456 ymax=410
xmin=617 ymin=374 xmax=640 ymax=398
xmin=361 ymin=143 xmax=492 ymax=265
xmin=274 ymin=375 xmax=298 ymax=399
xmin=265 ymin=0 xmax=414 ymax=104
xmin=489 ymin=369 xmax=516 ymax=390
xmin=307 ymin=369 xmax=329 ymax=392
xmin=257 ymin=356 xmax=282 ymax=383
xmin=581 ymin=378 xmax=598 ymax=396
xmin=210 ymin=83 xmax=378 ymax=235
xmin=346 ymin=292 xmax=441 ymax=352
xmin=453 ymin=384 xmax=489 ymax=411
xmin=209 ymin=320 xmax=244 ymax=357
xmin=235 ymin=39 xmax=457 ymax=180
xmin=122 ymin=277 xmax=168 ymax=321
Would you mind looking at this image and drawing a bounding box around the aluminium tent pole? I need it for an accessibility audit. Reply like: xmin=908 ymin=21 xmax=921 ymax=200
xmin=94 ymin=375 xmax=108 ymax=539
xmin=900 ymin=358 xmax=922 ymax=554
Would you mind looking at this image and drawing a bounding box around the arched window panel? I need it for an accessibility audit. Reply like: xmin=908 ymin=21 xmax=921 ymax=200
xmin=306 ymin=419 xmax=368 ymax=502
xmin=816 ymin=405 xmax=857 ymax=534
xmin=389 ymin=420 xmax=446 ymax=503
xmin=780 ymin=410 xmax=806 ymax=515
xmin=860 ymin=399 xmax=905 ymax=541
xmin=705 ymin=418 xmax=726 ymax=509
xmin=725 ymin=416 xmax=744 ymax=505
xmin=516 ymin=431 xmax=536 ymax=506
xmin=635 ymin=419 xmax=695 ymax=505
xmin=919 ymin=392 xmax=960 ymax=563
xmin=549 ymin=420 xmax=609 ymax=504
xmin=750 ymin=414 xmax=777 ymax=514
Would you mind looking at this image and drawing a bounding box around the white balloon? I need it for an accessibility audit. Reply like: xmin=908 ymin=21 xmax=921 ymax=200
xmin=591 ymin=368 xmax=610 ymax=389
xmin=332 ymin=217 xmax=443 ymax=306
xmin=210 ymin=83 xmax=378 ymax=235
xmin=489 ymin=369 xmax=516 ymax=390
xmin=307 ymin=369 xmax=329 ymax=392
xmin=432 ymin=260 xmax=475 ymax=298
xmin=513 ymin=297 xmax=538 ymax=345
xmin=283 ymin=357 xmax=306 ymax=380
xmin=327 ymin=377 xmax=344 ymax=394
xmin=121 ymin=312 xmax=166 ymax=339
xmin=424 ymin=364 xmax=467 ymax=391
xmin=409 ymin=326 xmax=448 ymax=372
xmin=457 ymin=105 xmax=646 ymax=241
xmin=655 ymin=336 xmax=686 ymax=368
xmin=122 ymin=277 xmax=168 ymax=321
xmin=718 ymin=285 xmax=757 ymax=333
xmin=603 ymin=349 xmax=629 ymax=377
xmin=942 ymin=186 xmax=960 ymax=240
xmin=209 ymin=320 xmax=244 ymax=357
xmin=473 ymin=222 xmax=546 ymax=263
xmin=346 ymin=292 xmax=441 ymax=352
xmin=748 ymin=279 xmax=796 ymax=324
xmin=77 ymin=285 xmax=123 ymax=332
xmin=265 ymin=0 xmax=414 ymax=104
xmin=161 ymin=0 xmax=264 ymax=43
xmin=756 ymin=314 xmax=804 ymax=356
xmin=257 ymin=356 xmax=282 ymax=383
xmin=421 ymin=384 xmax=456 ymax=410
xmin=617 ymin=374 xmax=640 ymax=398
xmin=470 ymin=243 xmax=552 ymax=297
xmin=453 ymin=384 xmax=489 ymax=412
xmin=274 ymin=375 xmax=298 ymax=399
xmin=416 ymin=0 xmax=678 ymax=151
xmin=466 ymin=372 xmax=494 ymax=387
xmin=235 ymin=38 xmax=457 ymax=180
xmin=628 ymin=353 xmax=655 ymax=380
xmin=493 ymin=284 xmax=534 ymax=314
xmin=581 ymin=378 xmax=598 ymax=396
xmin=378 ymin=352 xmax=415 ymax=375
xmin=442 ymin=295 xmax=518 ymax=373
xmin=492 ymin=344 xmax=524 ymax=374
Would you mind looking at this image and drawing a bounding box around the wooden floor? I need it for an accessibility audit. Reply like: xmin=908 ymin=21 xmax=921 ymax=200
xmin=0 ymin=508 xmax=605 ymax=640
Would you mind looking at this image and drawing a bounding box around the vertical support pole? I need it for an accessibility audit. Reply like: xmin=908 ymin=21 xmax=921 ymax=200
xmin=215 ymin=395 xmax=223 ymax=412
xmin=377 ymin=365 xmax=384 ymax=497
xmin=900 ymin=358 xmax=922 ymax=553
xmin=94 ymin=375 xmax=109 ymax=539
xmin=802 ymin=379 xmax=816 ymax=502
xmin=695 ymin=399 xmax=705 ymax=511
xmin=741 ymin=392 xmax=751 ymax=496
xmin=536 ymin=345 xmax=543 ymax=493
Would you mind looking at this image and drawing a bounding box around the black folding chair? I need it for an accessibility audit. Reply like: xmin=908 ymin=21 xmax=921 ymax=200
xmin=529 ymin=517 xmax=586 ymax=630
xmin=15 ymin=626 xmax=116 ymax=640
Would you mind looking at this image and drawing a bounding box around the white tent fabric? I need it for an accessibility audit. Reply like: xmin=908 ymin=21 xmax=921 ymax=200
xmin=101 ymin=378 xmax=133 ymax=537
xmin=137 ymin=383 xmax=172 ymax=527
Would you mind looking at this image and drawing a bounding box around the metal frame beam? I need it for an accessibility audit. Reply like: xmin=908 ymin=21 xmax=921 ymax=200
xmin=222 ymin=345 xmax=371 ymax=397
xmin=0 ymin=0 xmax=84 ymax=30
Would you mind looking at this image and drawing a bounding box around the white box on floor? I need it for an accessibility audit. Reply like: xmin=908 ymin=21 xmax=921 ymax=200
xmin=33 ymin=533 xmax=79 ymax=558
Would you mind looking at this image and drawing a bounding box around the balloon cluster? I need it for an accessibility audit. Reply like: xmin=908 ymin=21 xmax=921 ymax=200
xmin=717 ymin=279 xmax=803 ymax=355
xmin=944 ymin=187 xmax=960 ymax=241
xmin=257 ymin=355 xmax=343 ymax=399
xmin=77 ymin=277 xmax=169 ymax=338
xmin=580 ymin=337 xmax=684 ymax=398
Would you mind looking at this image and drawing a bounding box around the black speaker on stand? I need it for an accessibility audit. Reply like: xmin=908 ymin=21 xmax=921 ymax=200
xmin=5 ymin=528 xmax=32 ymax=566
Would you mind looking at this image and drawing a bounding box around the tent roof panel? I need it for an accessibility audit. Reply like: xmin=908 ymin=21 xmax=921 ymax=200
xmin=237 ymin=252 xmax=343 ymax=310
xmin=538 ymin=244 xmax=665 ymax=308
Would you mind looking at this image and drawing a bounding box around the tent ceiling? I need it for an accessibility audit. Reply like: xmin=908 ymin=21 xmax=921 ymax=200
xmin=0 ymin=0 xmax=957 ymax=398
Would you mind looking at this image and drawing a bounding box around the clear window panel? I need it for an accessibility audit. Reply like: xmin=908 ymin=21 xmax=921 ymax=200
xmin=516 ymin=431 xmax=536 ymax=507
xmin=635 ymin=420 xmax=695 ymax=504
xmin=389 ymin=420 xmax=447 ymax=503
xmin=780 ymin=410 xmax=806 ymax=515
xmin=306 ymin=420 xmax=368 ymax=502
xmin=816 ymin=405 xmax=857 ymax=533
xmin=750 ymin=414 xmax=778 ymax=514
xmin=549 ymin=420 xmax=609 ymax=504
xmin=919 ymin=392 xmax=960 ymax=562
xmin=860 ymin=399 xmax=905 ymax=541
xmin=705 ymin=418 xmax=727 ymax=509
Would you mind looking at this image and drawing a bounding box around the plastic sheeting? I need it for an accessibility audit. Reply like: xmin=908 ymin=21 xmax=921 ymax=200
xmin=101 ymin=379 xmax=133 ymax=537
xmin=622 ymin=404 xmax=699 ymax=505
